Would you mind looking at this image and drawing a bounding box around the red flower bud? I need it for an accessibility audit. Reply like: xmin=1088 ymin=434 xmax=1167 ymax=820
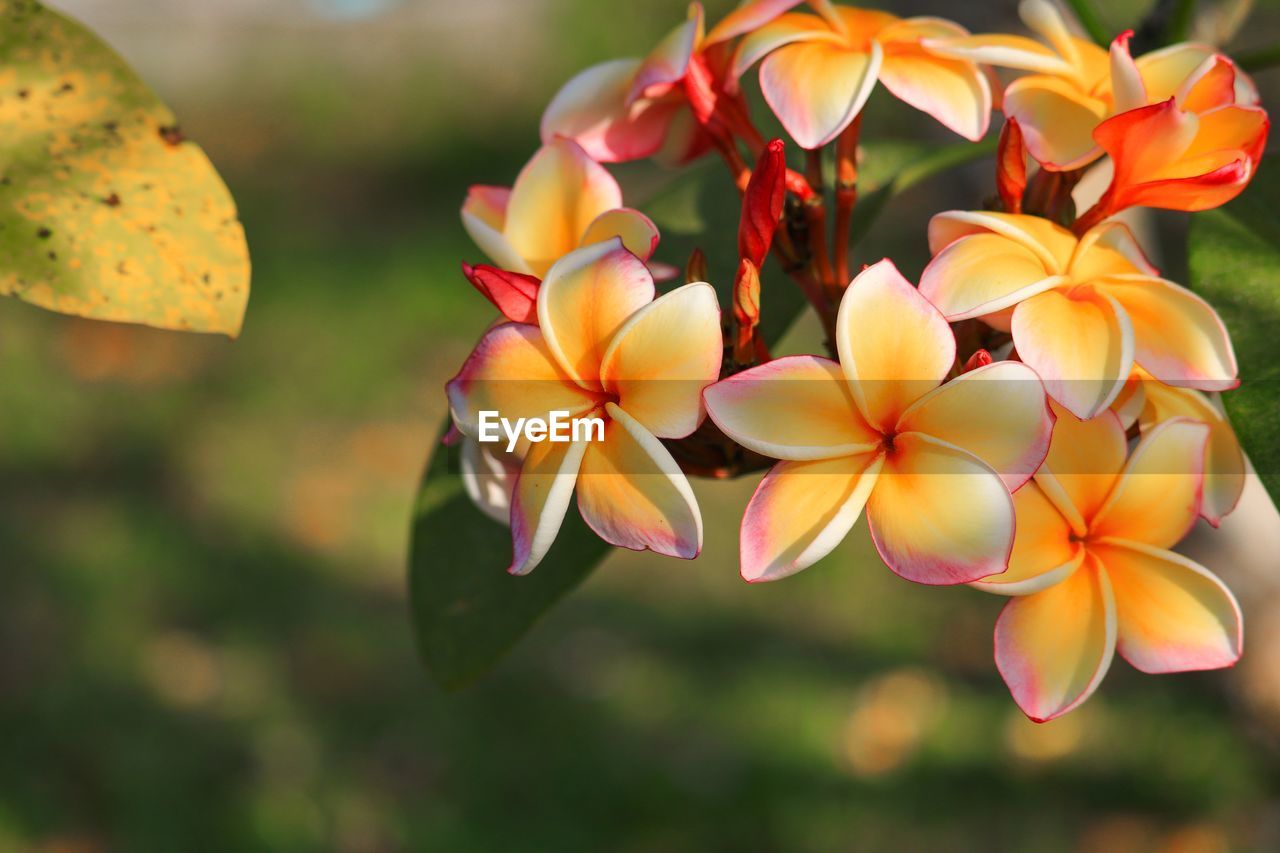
xmin=461 ymin=262 xmax=540 ymax=324
xmin=997 ymin=118 xmax=1027 ymax=215
xmin=738 ymin=139 xmax=787 ymax=267
xmin=685 ymin=247 xmax=709 ymax=284
xmin=961 ymin=349 xmax=994 ymax=374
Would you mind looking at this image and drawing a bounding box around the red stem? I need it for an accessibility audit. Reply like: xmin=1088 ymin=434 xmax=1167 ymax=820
xmin=803 ymin=148 xmax=836 ymax=302
xmin=832 ymin=117 xmax=861 ymax=289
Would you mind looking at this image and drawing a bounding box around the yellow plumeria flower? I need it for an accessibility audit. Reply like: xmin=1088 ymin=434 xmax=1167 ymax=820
xmin=976 ymin=402 xmax=1242 ymax=722
xmin=460 ymin=138 xmax=660 ymax=277
xmin=447 ymin=239 xmax=722 ymax=574
xmin=926 ymin=0 xmax=1260 ymax=170
xmin=1113 ymin=369 xmax=1246 ymax=527
xmin=919 ymin=211 xmax=1237 ymax=419
xmin=706 ymin=0 xmax=991 ymax=148
xmin=703 ymin=259 xmax=1053 ymax=584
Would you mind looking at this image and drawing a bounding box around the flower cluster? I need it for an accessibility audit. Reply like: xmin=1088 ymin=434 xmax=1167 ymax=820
xmin=444 ymin=0 xmax=1268 ymax=721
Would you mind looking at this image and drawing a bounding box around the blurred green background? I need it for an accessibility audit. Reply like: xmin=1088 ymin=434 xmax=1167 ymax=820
xmin=2 ymin=0 xmax=1280 ymax=850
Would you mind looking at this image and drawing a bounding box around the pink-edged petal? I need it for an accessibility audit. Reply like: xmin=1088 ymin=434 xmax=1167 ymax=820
xmin=1069 ymin=220 xmax=1159 ymax=279
xmin=994 ymin=555 xmax=1116 ymax=722
xmin=876 ymin=18 xmax=991 ymax=142
xmin=541 ymin=59 xmax=678 ymax=163
xmin=760 ymin=39 xmax=882 ymax=149
xmin=740 ymin=452 xmax=883 ymax=582
xmin=509 ymin=438 xmax=589 ymax=575
xmin=1093 ymin=539 xmax=1242 ymax=673
xmin=836 ymin=259 xmax=955 ymax=431
xmin=896 ymin=361 xmax=1053 ymax=491
xmin=1011 ymin=287 xmax=1134 ymax=419
xmin=1036 ymin=401 xmax=1127 ymax=526
xmin=462 ymin=185 xmax=509 ymax=230
xmin=921 ymin=33 xmax=1075 ymax=75
xmin=729 ymin=11 xmax=846 ymax=80
xmin=504 ymin=139 xmax=623 ymax=277
xmin=707 ymin=0 xmax=804 ymax=43
xmin=919 ymin=232 xmax=1066 ymax=321
xmin=703 ymin=355 xmax=882 ymax=461
xmin=599 ymin=282 xmax=722 ymax=439
xmin=1140 ymin=383 xmax=1245 ymax=525
xmin=647 ymin=261 xmax=681 ymax=282
xmin=1099 ymin=275 xmax=1237 ymax=392
xmin=1003 ymin=75 xmax=1109 ymax=171
xmin=576 ymin=403 xmax=702 ymax=559
xmin=538 ymin=239 xmax=656 ymax=391
xmin=445 ymin=323 xmax=601 ymax=448
xmin=866 ymin=432 xmax=1015 ymax=585
xmin=461 ymin=186 xmax=528 ymax=273
xmin=580 ymin=208 xmax=661 ymax=262
xmin=629 ymin=2 xmax=704 ymax=102
xmin=972 ymin=482 xmax=1083 ymax=595
xmin=1090 ymin=418 xmax=1209 ymax=549
xmin=460 ymin=436 xmax=521 ymax=525
xmin=926 ymin=210 xmax=1076 ymax=270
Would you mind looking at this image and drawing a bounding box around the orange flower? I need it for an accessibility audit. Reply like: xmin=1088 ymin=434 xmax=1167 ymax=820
xmin=978 ymin=404 xmax=1242 ymax=721
xmin=706 ymin=0 xmax=991 ymax=148
xmin=1078 ymin=48 xmax=1269 ymax=225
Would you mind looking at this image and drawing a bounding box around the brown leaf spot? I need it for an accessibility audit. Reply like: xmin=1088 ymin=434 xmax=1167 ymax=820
xmin=158 ymin=124 xmax=185 ymax=146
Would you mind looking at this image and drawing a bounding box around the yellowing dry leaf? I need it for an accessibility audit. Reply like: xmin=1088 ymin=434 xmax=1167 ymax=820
xmin=0 ymin=0 xmax=250 ymax=336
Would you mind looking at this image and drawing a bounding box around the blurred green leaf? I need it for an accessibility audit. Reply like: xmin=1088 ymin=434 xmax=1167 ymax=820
xmin=408 ymin=425 xmax=611 ymax=689
xmin=0 ymin=0 xmax=249 ymax=336
xmin=1063 ymin=0 xmax=1112 ymax=45
xmin=849 ymin=137 xmax=998 ymax=246
xmin=1189 ymin=157 xmax=1280 ymax=506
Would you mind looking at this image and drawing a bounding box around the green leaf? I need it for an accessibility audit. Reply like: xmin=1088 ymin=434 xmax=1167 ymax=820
xmin=0 ymin=0 xmax=249 ymax=336
xmin=1062 ymin=0 xmax=1111 ymax=46
xmin=1188 ymin=157 xmax=1280 ymax=507
xmin=408 ymin=425 xmax=611 ymax=689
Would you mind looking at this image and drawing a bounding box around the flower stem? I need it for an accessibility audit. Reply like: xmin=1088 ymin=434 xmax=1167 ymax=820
xmin=803 ymin=148 xmax=837 ymax=301
xmin=832 ymin=116 xmax=861 ymax=289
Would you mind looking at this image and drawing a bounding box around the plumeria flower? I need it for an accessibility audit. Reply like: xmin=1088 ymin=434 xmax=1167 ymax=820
xmin=447 ymin=239 xmax=722 ymax=574
xmin=976 ymin=402 xmax=1242 ymax=722
xmin=541 ymin=3 xmax=710 ymax=163
xmin=925 ymin=0 xmax=1260 ymax=171
xmin=460 ymin=437 xmax=522 ymax=525
xmin=461 ymin=138 xmax=661 ymax=278
xmin=919 ymin=211 xmax=1237 ymax=419
xmin=1077 ymin=35 xmax=1269 ymax=225
xmin=705 ymin=0 xmax=992 ymax=148
xmin=1113 ymin=369 xmax=1246 ymax=526
xmin=703 ymin=260 xmax=1053 ymax=584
